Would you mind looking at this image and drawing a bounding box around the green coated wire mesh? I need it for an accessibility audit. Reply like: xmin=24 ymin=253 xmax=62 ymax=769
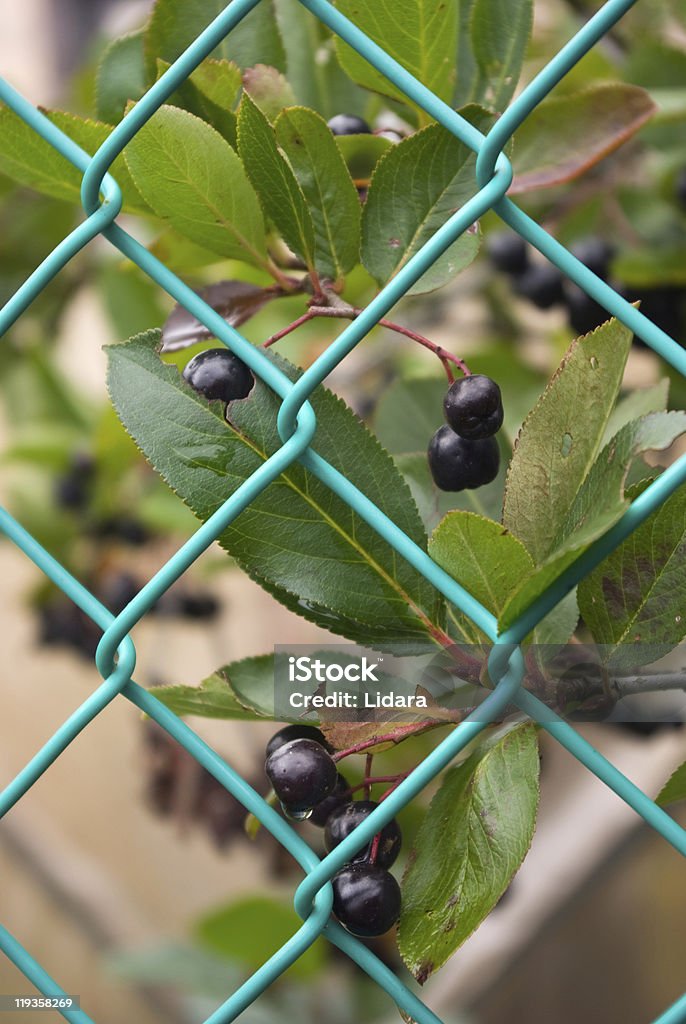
xmin=1 ymin=1 xmax=686 ymax=1022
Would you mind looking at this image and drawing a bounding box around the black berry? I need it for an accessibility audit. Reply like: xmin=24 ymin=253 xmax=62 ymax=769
xmin=145 ymin=770 xmax=176 ymax=817
xmin=179 ymin=592 xmax=221 ymax=621
xmin=513 ymin=263 xmax=565 ymax=309
xmin=332 ymin=863 xmax=401 ymax=937
xmin=325 ymin=800 xmax=402 ymax=869
xmin=327 ymin=113 xmax=371 ymax=136
xmin=570 ymin=237 xmax=614 ymax=280
xmin=94 ymin=516 xmax=150 ymax=546
xmin=100 ymin=572 xmax=140 ymax=615
xmin=564 ymin=284 xmax=608 ymax=336
xmin=37 ymin=599 xmax=99 ymax=659
xmin=612 ymin=719 xmax=684 ymax=738
xmin=54 ymin=452 xmax=95 ymax=511
xmin=310 ymin=772 xmax=350 ymax=828
xmin=428 ymin=426 xmax=500 ymax=492
xmin=183 ymin=348 xmax=253 ymax=403
xmin=266 ymin=724 xmax=330 ymax=759
xmin=54 ymin=475 xmax=88 ymax=510
xmin=637 ymin=287 xmax=684 ymax=341
xmin=487 ymin=232 xmax=529 ymax=276
xmin=444 ymin=374 xmax=503 ymax=440
xmin=265 ymin=737 xmax=337 ymax=812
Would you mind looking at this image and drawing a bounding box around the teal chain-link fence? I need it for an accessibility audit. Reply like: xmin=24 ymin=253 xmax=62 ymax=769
xmin=1 ymin=0 xmax=685 ymax=1021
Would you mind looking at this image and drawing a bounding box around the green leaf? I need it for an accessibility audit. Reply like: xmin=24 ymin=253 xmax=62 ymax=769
xmin=361 ymin=113 xmax=489 ymax=295
xmin=155 ymin=57 xmax=241 ymax=146
xmin=148 ymin=228 xmax=226 ymax=273
xmin=453 ymin=0 xmax=478 ymax=108
xmin=150 ymin=656 xmax=275 ymax=720
xmin=274 ymin=0 xmax=368 ymax=119
xmin=612 ymin=244 xmax=686 ymax=288
xmin=374 ymin=378 xmax=447 ymax=456
xmin=559 ymin=413 xmax=686 ymax=551
xmin=657 ymin=761 xmax=686 ymax=807
xmin=470 ymin=0 xmax=533 ymax=111
xmin=95 ymin=31 xmax=147 ymax=124
xmin=510 ymin=85 xmax=656 ymax=194
xmin=106 ymin=331 xmax=444 ymax=646
xmin=0 ymin=107 xmax=147 ymax=212
xmin=503 ymin=318 xmax=634 ymax=564
xmin=108 ymin=944 xmax=247 ymax=1003
xmin=500 ymin=412 xmax=686 ymax=634
xmin=99 ymin=261 xmax=167 ymax=341
xmin=243 ymin=65 xmax=297 ymax=122
xmin=335 ymin=134 xmax=393 ymax=184
xmin=237 ymin=94 xmax=316 ymax=270
xmin=429 ymin=511 xmax=577 ymax=645
xmin=602 ymin=379 xmax=670 ymax=447
xmin=0 ymin=347 xmax=93 ymax=430
xmin=429 ymin=511 xmax=533 ymax=624
xmin=195 ymin=897 xmax=326 ymax=980
xmin=399 ymin=724 xmax=540 ymax=982
xmin=144 ymin=0 xmax=286 ymax=80
xmin=578 ymin=483 xmax=686 ymax=668
xmin=188 ymin=58 xmax=242 ymax=112
xmin=123 ymin=105 xmax=269 ymax=271
xmin=274 ymin=107 xmax=361 ymax=280
xmin=332 ymin=0 xmax=458 ymax=114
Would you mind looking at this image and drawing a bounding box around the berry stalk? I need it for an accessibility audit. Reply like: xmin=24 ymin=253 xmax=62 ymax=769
xmin=263 ymin=304 xmax=471 ymax=382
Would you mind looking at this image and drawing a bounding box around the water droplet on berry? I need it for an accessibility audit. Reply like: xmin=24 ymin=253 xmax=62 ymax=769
xmin=282 ymin=805 xmax=313 ymax=822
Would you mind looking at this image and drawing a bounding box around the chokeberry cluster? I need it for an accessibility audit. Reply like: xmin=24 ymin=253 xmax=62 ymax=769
xmin=487 ymin=232 xmax=615 ymax=319
xmin=428 ymin=374 xmax=503 ymax=492
xmin=486 ymin=231 xmax=686 ymax=344
xmin=265 ymin=725 xmax=403 ymax=936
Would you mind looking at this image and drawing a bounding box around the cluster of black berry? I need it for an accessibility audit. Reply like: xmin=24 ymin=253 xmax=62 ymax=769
xmin=428 ymin=374 xmax=503 ymax=492
xmin=55 ymin=452 xmax=151 ymax=546
xmin=38 ymin=575 xmax=221 ymax=659
xmin=265 ymin=724 xmax=402 ymax=937
xmin=488 ymin=231 xmax=686 ymax=342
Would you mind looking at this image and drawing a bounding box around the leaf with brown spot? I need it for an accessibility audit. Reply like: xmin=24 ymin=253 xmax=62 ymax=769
xmin=578 ymin=481 xmax=686 ymax=668
xmin=399 ymin=725 xmax=540 ymax=982
xmin=510 ymin=84 xmax=656 ymax=195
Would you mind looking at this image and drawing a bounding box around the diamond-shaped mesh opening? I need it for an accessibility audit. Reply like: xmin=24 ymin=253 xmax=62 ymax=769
xmin=0 ymin=1 xmax=685 ymax=1022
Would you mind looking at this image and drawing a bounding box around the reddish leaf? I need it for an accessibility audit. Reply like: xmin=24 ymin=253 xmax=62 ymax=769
xmin=161 ymin=280 xmax=278 ymax=351
xmin=510 ymin=84 xmax=656 ymax=195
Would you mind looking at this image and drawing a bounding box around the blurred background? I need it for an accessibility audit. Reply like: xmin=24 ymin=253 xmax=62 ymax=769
xmin=0 ymin=1 xmax=685 ymax=1022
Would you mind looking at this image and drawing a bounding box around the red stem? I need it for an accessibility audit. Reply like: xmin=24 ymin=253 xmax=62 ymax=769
xmin=347 ymin=773 xmax=410 ymax=797
xmin=262 ymin=302 xmax=471 ymax=381
xmin=332 ymin=721 xmax=435 ymax=761
xmin=263 ymin=309 xmax=317 ymax=348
